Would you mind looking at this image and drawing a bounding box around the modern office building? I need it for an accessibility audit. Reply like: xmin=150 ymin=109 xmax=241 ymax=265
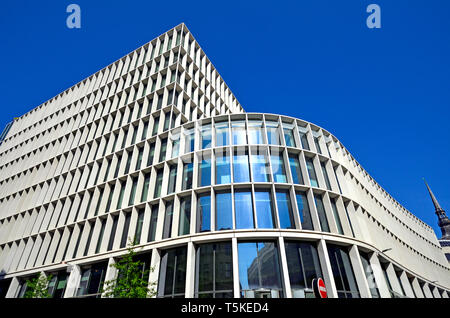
xmin=0 ymin=23 xmax=449 ymax=299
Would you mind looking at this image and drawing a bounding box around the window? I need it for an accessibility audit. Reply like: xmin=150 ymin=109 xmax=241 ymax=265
xmin=171 ymin=134 xmax=180 ymax=158
xmin=134 ymin=209 xmax=145 ymax=244
xmin=283 ymin=123 xmax=296 ymax=147
xmin=200 ymin=124 xmax=212 ymax=149
xmin=235 ymin=190 xmax=254 ymax=229
xmin=124 ymin=151 xmax=133 ymax=175
xmin=254 ymin=191 xmax=275 ymax=229
xmin=232 ymin=121 xmax=247 ymax=145
xmin=154 ymin=169 xmax=163 ymax=198
xmin=295 ymin=192 xmax=313 ymax=230
xmin=215 ymin=150 xmax=231 ymax=184
xmin=184 ymin=128 xmax=195 ymax=153
xmin=120 ymin=212 xmax=131 ymax=248
xmin=270 ymin=152 xmax=287 ymax=183
xmin=298 ymin=126 xmax=310 ymax=150
xmin=147 ymin=205 xmax=159 ymax=242
xmin=182 ymin=162 xmax=193 ymax=190
xmin=314 ymin=136 xmax=322 ymax=154
xmin=314 ymin=194 xmax=330 ymax=232
xmin=158 ymin=247 xmax=187 ymax=298
xmin=330 ymin=198 xmax=344 ymax=235
xmin=159 ymin=138 xmax=167 ymax=162
xmin=152 ymin=117 xmax=159 ymax=136
xmin=107 ymin=216 xmax=118 ymax=251
xmin=288 ymin=154 xmax=304 ymax=184
xmin=320 ymin=162 xmax=332 ymax=191
xmin=276 ymin=191 xmax=295 ymax=229
xmin=198 ymin=157 xmax=211 ymax=187
xmin=250 ymin=150 xmax=270 ymax=182
xmin=116 ymin=181 xmax=126 ymax=209
xmin=305 ymin=158 xmax=318 ymax=187
xmin=141 ymin=172 xmax=150 ymax=202
xmin=178 ymin=196 xmax=191 ymax=236
xmin=233 ymin=150 xmax=250 ymax=183
xmin=285 ymin=241 xmax=323 ymax=298
xmin=135 ymin=147 xmax=143 ymax=171
xmin=216 ymin=191 xmax=233 ymax=230
xmin=76 ymin=262 xmax=108 ymax=298
xmin=266 ymin=121 xmax=281 ymax=145
xmin=167 ymin=165 xmax=177 ymax=194
xmin=215 ymin=121 xmax=229 ymax=146
xmin=147 ymin=142 xmax=155 ymax=166
xmin=128 ymin=177 xmax=138 ymax=206
xmin=195 ymin=243 xmax=233 ymax=298
xmin=248 ymin=120 xmax=264 ymax=144
xmin=162 ymin=201 xmax=174 ymax=239
xmin=197 ymin=193 xmax=211 ymax=232
xmin=238 ymin=242 xmax=284 ymax=298
xmin=327 ymin=244 xmax=360 ymax=298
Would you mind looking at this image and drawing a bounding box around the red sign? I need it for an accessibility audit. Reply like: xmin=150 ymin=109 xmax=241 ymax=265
xmin=312 ymin=278 xmax=328 ymax=298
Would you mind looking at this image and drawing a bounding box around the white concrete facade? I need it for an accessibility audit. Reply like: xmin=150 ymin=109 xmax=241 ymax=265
xmin=0 ymin=23 xmax=449 ymax=299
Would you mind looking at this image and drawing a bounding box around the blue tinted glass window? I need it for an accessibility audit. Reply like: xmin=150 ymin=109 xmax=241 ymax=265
xmin=216 ymin=192 xmax=233 ymax=230
xmin=295 ymin=192 xmax=313 ymax=230
xmin=248 ymin=121 xmax=264 ymax=144
xmin=232 ymin=121 xmax=247 ymax=145
xmin=314 ymin=194 xmax=330 ymax=232
xmin=233 ymin=151 xmax=250 ymax=183
xmin=254 ymin=191 xmax=275 ymax=229
xmin=289 ymin=154 xmax=304 ymax=184
xmin=305 ymin=158 xmax=318 ymax=187
xmin=251 ymin=152 xmax=270 ymax=182
xmin=215 ymin=122 xmax=229 ymax=147
xmin=197 ymin=194 xmax=211 ymax=232
xmin=235 ymin=191 xmax=254 ymax=229
xmin=201 ymin=125 xmax=212 ymax=149
xmin=271 ymin=153 xmax=287 ymax=183
xmin=276 ymin=191 xmax=295 ymax=229
xmin=266 ymin=121 xmax=281 ymax=145
xmin=199 ymin=158 xmax=211 ymax=187
xmin=215 ymin=152 xmax=231 ymax=184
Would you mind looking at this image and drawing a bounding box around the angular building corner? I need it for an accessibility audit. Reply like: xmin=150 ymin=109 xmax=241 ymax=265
xmin=0 ymin=23 xmax=449 ymax=299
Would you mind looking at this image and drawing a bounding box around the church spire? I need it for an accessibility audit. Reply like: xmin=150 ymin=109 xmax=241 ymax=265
xmin=424 ymin=179 xmax=450 ymax=240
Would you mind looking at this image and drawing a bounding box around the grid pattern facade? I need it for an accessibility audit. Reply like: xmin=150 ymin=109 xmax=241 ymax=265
xmin=0 ymin=24 xmax=448 ymax=299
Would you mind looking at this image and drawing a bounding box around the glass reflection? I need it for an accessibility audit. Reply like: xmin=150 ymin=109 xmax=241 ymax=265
xmin=216 ymin=191 xmax=233 ymax=230
xmin=238 ymin=242 xmax=284 ymax=298
xmin=254 ymin=191 xmax=275 ymax=229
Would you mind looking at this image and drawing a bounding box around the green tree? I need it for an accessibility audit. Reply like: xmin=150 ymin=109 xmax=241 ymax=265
xmin=23 ymin=273 xmax=53 ymax=298
xmin=102 ymin=238 xmax=156 ymax=298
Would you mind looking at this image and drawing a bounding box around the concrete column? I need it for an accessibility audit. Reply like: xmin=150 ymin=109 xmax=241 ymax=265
xmin=101 ymin=257 xmax=118 ymax=298
xmin=385 ymin=263 xmax=403 ymax=296
xmin=317 ymin=239 xmax=338 ymax=298
xmin=368 ymin=254 xmax=391 ymax=298
xmin=277 ymin=237 xmax=292 ymax=298
xmin=348 ymin=246 xmax=371 ymax=298
xmin=184 ymin=241 xmax=196 ymax=298
xmin=422 ymin=283 xmax=433 ymax=298
xmin=5 ymin=277 xmax=20 ymax=298
xmin=431 ymin=286 xmax=441 ymax=298
xmin=399 ymin=272 xmax=415 ymax=298
xmin=232 ymin=238 xmax=240 ymax=298
xmin=64 ymin=264 xmax=81 ymax=298
xmin=410 ymin=277 xmax=424 ymax=298
xmin=149 ymin=248 xmax=161 ymax=298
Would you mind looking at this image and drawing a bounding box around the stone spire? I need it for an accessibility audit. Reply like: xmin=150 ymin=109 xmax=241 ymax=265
xmin=424 ymin=179 xmax=450 ymax=240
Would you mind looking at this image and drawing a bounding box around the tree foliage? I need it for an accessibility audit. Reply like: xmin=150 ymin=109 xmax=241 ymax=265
xmin=23 ymin=273 xmax=53 ymax=298
xmin=102 ymin=239 xmax=156 ymax=298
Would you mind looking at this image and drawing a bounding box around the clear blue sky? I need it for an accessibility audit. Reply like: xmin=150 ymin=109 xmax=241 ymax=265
xmin=1 ymin=0 xmax=449 ymax=237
